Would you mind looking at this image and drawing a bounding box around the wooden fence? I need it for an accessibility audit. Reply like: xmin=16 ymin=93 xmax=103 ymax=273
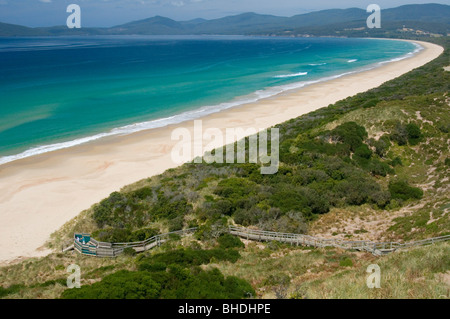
xmin=68 ymin=226 xmax=450 ymax=258
xmin=72 ymin=228 xmax=197 ymax=257
xmin=229 ymin=226 xmax=450 ymax=256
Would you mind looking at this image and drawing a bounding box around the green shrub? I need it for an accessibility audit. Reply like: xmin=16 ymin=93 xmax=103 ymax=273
xmin=369 ymin=159 xmax=394 ymax=177
xmin=270 ymin=185 xmax=329 ymax=217
xmin=92 ymin=192 xmax=130 ymax=228
xmin=92 ymin=228 xmax=131 ymax=243
xmin=362 ymin=98 xmax=380 ymax=108
xmin=354 ymin=144 xmax=372 ymax=159
xmin=168 ymin=216 xmax=184 ymax=232
xmin=389 ymin=156 xmax=403 ymax=167
xmin=62 ymin=270 xmax=161 ymax=299
xmin=336 ymin=175 xmax=382 ymax=206
xmin=406 ymin=123 xmax=422 ymax=141
xmin=62 ymin=265 xmax=254 ymax=299
xmin=139 ymin=262 xmax=167 ymax=272
xmin=369 ymin=135 xmax=391 ymax=157
xmin=390 ymin=122 xmax=409 ymax=146
xmin=390 ymin=122 xmax=422 ymax=146
xmin=0 ymin=284 xmax=25 ymax=298
xmin=438 ymin=123 xmax=450 ymax=133
xmin=217 ymin=234 xmax=245 ymax=249
xmin=131 ymin=186 xmax=153 ymax=200
xmin=128 ymin=228 xmax=159 ymax=242
xmin=123 ymin=247 xmax=137 ymax=256
xmin=194 ymin=217 xmax=228 ymax=240
xmin=389 ymin=180 xmax=423 ymax=201
xmin=211 ymin=199 xmax=235 ymax=216
xmin=214 ymin=178 xmax=255 ymax=198
xmin=339 ymin=257 xmax=354 ymax=267
xmin=151 ymin=196 xmax=193 ymax=220
xmin=331 ymin=122 xmax=368 ymax=151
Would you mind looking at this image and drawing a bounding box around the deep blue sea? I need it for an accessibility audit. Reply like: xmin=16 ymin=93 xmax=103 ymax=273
xmin=0 ymin=36 xmax=419 ymax=164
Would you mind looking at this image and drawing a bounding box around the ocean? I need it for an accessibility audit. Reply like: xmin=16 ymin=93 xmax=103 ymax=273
xmin=0 ymin=36 xmax=419 ymax=165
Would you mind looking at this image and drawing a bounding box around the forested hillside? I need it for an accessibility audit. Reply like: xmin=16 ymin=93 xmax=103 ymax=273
xmin=1 ymin=4 xmax=449 ymax=37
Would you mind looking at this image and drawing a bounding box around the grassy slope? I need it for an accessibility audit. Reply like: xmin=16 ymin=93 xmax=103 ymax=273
xmin=309 ymin=87 xmax=450 ymax=242
xmin=210 ymin=241 xmax=450 ymax=299
xmin=1 ymin=37 xmax=449 ymax=299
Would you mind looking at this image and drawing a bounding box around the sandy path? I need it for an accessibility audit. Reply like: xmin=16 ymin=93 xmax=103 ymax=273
xmin=0 ymin=40 xmax=443 ymax=265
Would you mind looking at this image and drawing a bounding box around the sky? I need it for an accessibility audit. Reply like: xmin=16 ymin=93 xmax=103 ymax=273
xmin=0 ymin=0 xmax=448 ymax=28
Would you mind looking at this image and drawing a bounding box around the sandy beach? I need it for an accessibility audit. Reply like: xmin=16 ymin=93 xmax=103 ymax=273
xmin=0 ymin=39 xmax=443 ymax=265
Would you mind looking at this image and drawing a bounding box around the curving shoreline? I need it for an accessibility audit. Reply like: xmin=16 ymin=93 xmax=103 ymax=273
xmin=0 ymin=38 xmax=419 ymax=167
xmin=0 ymin=39 xmax=444 ymax=266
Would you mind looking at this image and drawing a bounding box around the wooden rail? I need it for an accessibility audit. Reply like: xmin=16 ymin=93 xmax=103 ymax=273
xmin=68 ymin=226 xmax=450 ymax=258
xmin=228 ymin=226 xmax=450 ymax=256
xmin=72 ymin=228 xmax=197 ymax=257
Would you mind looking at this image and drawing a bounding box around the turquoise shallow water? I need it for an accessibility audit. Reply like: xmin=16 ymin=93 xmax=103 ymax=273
xmin=0 ymin=36 xmax=418 ymax=164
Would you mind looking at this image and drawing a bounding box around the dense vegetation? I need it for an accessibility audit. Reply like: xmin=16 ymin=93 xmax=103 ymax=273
xmin=62 ymin=246 xmax=254 ymax=299
xmin=62 ymin=268 xmax=253 ymax=299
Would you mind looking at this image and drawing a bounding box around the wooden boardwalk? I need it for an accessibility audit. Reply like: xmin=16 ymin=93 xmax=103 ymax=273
xmin=66 ymin=226 xmax=450 ymax=258
xmin=229 ymin=226 xmax=450 ymax=256
xmin=70 ymin=228 xmax=197 ymax=258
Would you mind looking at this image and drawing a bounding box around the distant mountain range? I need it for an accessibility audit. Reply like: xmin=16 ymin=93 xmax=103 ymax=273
xmin=1 ymin=3 xmax=449 ymax=37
